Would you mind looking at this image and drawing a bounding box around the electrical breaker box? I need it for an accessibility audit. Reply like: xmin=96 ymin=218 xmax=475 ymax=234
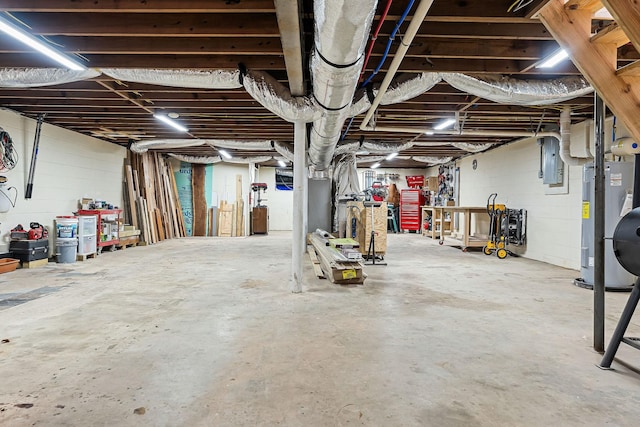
xmin=542 ymin=137 xmax=564 ymax=185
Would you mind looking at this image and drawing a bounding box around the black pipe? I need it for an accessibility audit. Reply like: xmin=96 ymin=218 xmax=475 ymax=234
xmin=593 ymin=94 xmax=605 ymax=353
xmin=633 ymin=153 xmax=640 ymax=209
xmin=24 ymin=114 xmax=44 ymax=199
xmin=600 ymin=277 xmax=640 ymax=368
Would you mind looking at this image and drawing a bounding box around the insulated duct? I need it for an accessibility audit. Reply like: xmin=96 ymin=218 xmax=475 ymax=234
xmin=349 ymin=72 xmax=443 ymax=117
xmin=242 ymin=70 xmax=321 ymax=122
xmin=308 ymin=0 xmax=378 ymax=172
xmin=0 ymin=68 xmax=100 ymax=87
xmin=130 ymin=139 xmax=208 ymax=153
xmin=333 ymin=153 xmax=361 ymax=232
xmin=101 ymin=68 xmax=242 ymax=89
xmin=441 ymin=73 xmax=593 ymax=106
xmin=411 ymin=156 xmax=453 ymax=165
xmin=273 ymin=142 xmax=295 ymax=162
xmin=451 ymin=143 xmax=494 ymax=153
xmin=169 ymin=154 xmax=274 ymax=164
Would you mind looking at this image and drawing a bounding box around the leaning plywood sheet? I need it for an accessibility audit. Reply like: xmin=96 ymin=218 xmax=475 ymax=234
xmin=218 ymin=201 xmax=233 ymax=237
xmin=346 ymin=201 xmax=387 ymax=255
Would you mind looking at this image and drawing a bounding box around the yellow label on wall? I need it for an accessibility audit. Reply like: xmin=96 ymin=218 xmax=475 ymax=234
xmin=582 ymin=202 xmax=590 ymax=219
xmin=342 ymin=269 xmax=357 ymax=280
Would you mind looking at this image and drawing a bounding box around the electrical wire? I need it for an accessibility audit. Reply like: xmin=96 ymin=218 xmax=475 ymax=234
xmin=507 ymin=0 xmax=533 ymax=13
xmin=0 ymin=129 xmax=18 ymax=172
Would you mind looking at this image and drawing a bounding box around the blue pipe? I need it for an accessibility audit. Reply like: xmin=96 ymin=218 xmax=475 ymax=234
xmin=360 ymin=0 xmax=416 ymax=88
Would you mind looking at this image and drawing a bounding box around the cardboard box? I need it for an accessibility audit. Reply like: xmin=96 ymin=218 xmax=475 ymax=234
xmin=425 ymin=176 xmax=439 ymax=192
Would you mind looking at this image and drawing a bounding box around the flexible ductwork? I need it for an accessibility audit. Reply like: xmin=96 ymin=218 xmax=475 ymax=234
xmin=451 ymin=143 xmax=494 ymax=153
xmin=411 ymin=156 xmax=453 ymax=165
xmin=441 ymin=73 xmax=593 ymax=106
xmin=242 ymin=70 xmax=321 ymax=122
xmin=334 ymin=141 xmax=361 ymax=156
xmin=206 ymin=140 xmax=273 ymax=150
xmin=130 ymin=139 xmax=208 ymax=153
xmin=333 ymin=153 xmax=361 ymax=232
xmin=559 ymin=106 xmax=592 ymax=166
xmin=308 ymin=0 xmax=378 ymax=172
xmin=273 ymin=142 xmax=295 ymax=162
xmin=101 ymin=68 xmax=242 ymax=89
xmin=169 ymin=154 xmax=274 ymax=164
xmin=349 ymin=72 xmax=443 ymax=116
xmin=0 ymin=68 xmax=100 ymax=87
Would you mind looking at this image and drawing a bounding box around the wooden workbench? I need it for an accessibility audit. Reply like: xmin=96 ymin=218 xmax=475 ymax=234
xmin=421 ymin=206 xmax=451 ymax=239
xmin=438 ymin=206 xmax=489 ymax=250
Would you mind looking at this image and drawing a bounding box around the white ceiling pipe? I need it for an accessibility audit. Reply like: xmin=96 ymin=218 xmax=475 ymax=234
xmin=307 ymin=0 xmax=378 ymax=171
xmin=559 ymin=106 xmax=592 ymax=166
xmin=360 ymin=0 xmax=436 ymax=130
xmin=360 ymin=124 xmax=562 ymax=140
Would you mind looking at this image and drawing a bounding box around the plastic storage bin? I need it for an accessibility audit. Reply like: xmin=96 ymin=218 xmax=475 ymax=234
xmin=78 ymin=234 xmax=97 ymax=256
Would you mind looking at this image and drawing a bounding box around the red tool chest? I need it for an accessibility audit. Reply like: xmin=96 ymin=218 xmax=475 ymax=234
xmin=400 ymin=189 xmax=424 ymax=231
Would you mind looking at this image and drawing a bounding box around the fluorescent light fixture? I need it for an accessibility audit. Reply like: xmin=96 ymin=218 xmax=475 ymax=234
xmin=370 ymin=162 xmax=381 ymax=169
xmin=0 ymin=16 xmax=86 ymax=71
xmin=277 ymin=159 xmax=287 ymax=167
xmin=154 ymin=114 xmax=188 ymax=132
xmin=218 ymin=149 xmax=232 ymax=159
xmin=433 ymin=118 xmax=456 ymax=130
xmin=424 ymin=130 xmax=434 ymax=135
xmin=536 ymin=49 xmax=569 ymax=68
xmin=385 ymin=152 xmax=398 ymax=160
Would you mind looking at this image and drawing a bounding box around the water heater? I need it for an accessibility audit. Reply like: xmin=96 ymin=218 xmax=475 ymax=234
xmin=576 ymin=162 xmax=636 ymax=290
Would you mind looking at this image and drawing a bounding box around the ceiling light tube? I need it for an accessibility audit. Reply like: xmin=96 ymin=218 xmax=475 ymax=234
xmin=0 ymin=16 xmax=86 ymax=71
xmin=154 ymin=114 xmax=188 ymax=132
xmin=424 ymin=130 xmax=435 ymax=135
xmin=218 ymin=149 xmax=232 ymax=159
xmin=536 ymin=49 xmax=569 ymax=69
xmin=385 ymin=152 xmax=398 ymax=160
xmin=433 ymin=118 xmax=456 ymax=130
xmin=371 ymin=162 xmax=381 ymax=169
xmin=277 ymin=160 xmax=287 ymax=167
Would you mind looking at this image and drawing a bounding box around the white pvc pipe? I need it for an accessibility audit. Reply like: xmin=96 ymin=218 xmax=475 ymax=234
xmin=291 ymin=121 xmax=306 ymax=293
xmin=361 ymin=123 xmax=562 ymax=140
xmin=560 ymin=106 xmax=592 ymax=166
xmin=360 ymin=0 xmax=436 ymax=130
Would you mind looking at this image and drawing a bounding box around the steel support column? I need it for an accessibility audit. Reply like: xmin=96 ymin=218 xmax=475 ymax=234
xmin=291 ymin=121 xmax=307 ymax=293
xmin=594 ymin=93 xmax=606 ymax=352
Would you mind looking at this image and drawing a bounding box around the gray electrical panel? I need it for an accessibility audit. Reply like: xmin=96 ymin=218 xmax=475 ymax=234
xmin=541 ymin=137 xmax=564 ymax=185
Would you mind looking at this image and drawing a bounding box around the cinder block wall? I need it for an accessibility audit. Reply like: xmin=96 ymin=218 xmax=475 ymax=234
xmin=0 ymin=109 xmax=126 ymax=255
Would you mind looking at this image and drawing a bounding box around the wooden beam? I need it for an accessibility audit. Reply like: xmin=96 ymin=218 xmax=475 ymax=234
xmin=0 ymin=0 xmax=276 ymax=12
xmin=601 ymin=0 xmax=640 ymax=53
xmin=591 ymin=22 xmax=630 ymax=48
xmin=539 ymin=0 xmax=640 ymax=143
xmin=616 ymin=60 xmax=640 ymax=77
xmin=274 ymin=0 xmax=305 ymax=96
xmin=565 ymin=0 xmax=603 ymax=12
xmin=20 ymin=13 xmax=280 ymax=37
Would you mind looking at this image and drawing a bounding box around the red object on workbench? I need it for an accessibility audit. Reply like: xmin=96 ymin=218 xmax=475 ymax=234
xmin=400 ymin=189 xmax=424 ymax=231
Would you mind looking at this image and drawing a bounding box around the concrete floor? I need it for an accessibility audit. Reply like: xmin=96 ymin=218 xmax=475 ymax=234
xmin=0 ymin=232 xmax=639 ymax=426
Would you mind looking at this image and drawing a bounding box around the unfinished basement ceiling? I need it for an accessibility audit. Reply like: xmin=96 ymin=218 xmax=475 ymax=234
xmin=0 ymin=0 xmax=635 ymax=168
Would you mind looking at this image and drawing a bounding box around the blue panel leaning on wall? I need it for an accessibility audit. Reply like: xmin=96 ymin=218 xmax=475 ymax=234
xmin=175 ymin=162 xmax=193 ymax=236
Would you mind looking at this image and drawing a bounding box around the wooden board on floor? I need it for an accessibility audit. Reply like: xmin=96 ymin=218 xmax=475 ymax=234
xmin=191 ymin=163 xmax=207 ymax=236
xmin=307 ymin=245 xmax=326 ymax=279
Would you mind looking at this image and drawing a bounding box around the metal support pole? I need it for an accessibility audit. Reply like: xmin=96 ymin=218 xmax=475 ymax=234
xmin=633 ymin=153 xmax=640 ymax=209
xmin=593 ymin=93 xmax=606 ymax=352
xmin=600 ymin=277 xmax=640 ymax=368
xmin=291 ymin=121 xmax=306 ymax=293
xmin=25 ymin=114 xmax=44 ymax=199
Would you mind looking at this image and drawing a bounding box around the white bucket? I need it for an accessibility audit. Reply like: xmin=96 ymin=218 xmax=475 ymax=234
xmin=56 ymin=216 xmax=79 ymax=239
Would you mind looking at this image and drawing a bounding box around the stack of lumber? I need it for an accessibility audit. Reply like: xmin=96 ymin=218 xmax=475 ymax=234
xmin=308 ymin=229 xmax=365 ymax=285
xmin=216 ymin=174 xmax=245 ymax=237
xmin=124 ymin=152 xmax=186 ymax=244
